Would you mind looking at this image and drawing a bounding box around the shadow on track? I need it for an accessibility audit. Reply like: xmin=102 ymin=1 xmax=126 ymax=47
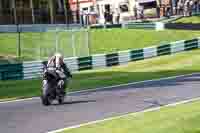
xmin=52 ymin=100 xmax=96 ymax=106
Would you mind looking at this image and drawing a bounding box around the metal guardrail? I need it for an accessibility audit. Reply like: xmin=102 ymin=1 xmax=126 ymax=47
xmin=0 ymin=38 xmax=199 ymax=80
xmin=90 ymin=22 xmax=156 ymax=30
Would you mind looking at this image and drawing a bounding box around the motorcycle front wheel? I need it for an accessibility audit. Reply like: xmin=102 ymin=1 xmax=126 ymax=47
xmin=41 ymin=95 xmax=51 ymax=106
xmin=41 ymin=80 xmax=52 ymax=106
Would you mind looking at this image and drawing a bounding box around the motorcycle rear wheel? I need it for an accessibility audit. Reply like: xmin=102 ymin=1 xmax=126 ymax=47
xmin=58 ymin=96 xmax=65 ymax=104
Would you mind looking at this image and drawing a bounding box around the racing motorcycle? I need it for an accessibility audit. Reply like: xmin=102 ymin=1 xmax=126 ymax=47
xmin=41 ymin=66 xmax=66 ymax=106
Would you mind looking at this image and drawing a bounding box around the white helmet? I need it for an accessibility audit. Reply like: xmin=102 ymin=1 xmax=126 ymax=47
xmin=54 ymin=53 xmax=63 ymax=59
xmin=54 ymin=53 xmax=64 ymax=68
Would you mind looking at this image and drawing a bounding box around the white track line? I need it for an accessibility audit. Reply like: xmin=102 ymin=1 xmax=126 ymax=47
xmin=0 ymin=72 xmax=199 ymax=104
xmin=47 ymin=97 xmax=200 ymax=133
xmin=68 ymin=73 xmax=200 ymax=94
xmin=0 ymin=97 xmax=39 ymax=104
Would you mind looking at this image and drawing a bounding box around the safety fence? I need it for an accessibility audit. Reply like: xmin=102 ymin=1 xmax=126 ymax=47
xmin=0 ymin=22 xmax=163 ymax=63
xmin=0 ymin=37 xmax=199 ymax=80
xmin=0 ymin=25 xmax=90 ymax=60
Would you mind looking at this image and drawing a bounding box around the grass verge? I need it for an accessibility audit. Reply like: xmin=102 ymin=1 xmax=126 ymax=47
xmin=90 ymin=29 xmax=200 ymax=54
xmin=0 ymin=29 xmax=200 ymax=62
xmin=59 ymin=99 xmax=200 ymax=133
xmin=1 ymin=49 xmax=200 ymax=101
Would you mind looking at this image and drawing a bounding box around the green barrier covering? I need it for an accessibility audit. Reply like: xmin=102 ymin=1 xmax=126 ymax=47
xmin=184 ymin=39 xmax=198 ymax=51
xmin=106 ymin=53 xmax=119 ymax=67
xmin=0 ymin=63 xmax=23 ymax=80
xmin=130 ymin=49 xmax=144 ymax=61
xmin=78 ymin=56 xmax=92 ymax=71
xmin=157 ymin=44 xmax=171 ymax=56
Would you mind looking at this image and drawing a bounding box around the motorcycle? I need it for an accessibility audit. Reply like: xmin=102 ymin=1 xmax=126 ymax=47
xmin=41 ymin=67 xmax=66 ymax=106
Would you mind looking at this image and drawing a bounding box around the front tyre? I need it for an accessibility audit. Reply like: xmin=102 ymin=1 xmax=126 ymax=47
xmin=41 ymin=80 xmax=51 ymax=106
xmin=41 ymin=95 xmax=50 ymax=106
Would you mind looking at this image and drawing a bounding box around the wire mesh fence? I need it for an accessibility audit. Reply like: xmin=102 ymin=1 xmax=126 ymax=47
xmin=0 ymin=33 xmax=18 ymax=57
xmin=0 ymin=23 xmax=199 ymax=64
xmin=0 ymin=25 xmax=90 ymax=61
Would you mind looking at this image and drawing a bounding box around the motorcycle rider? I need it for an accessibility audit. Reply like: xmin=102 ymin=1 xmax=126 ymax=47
xmin=47 ymin=53 xmax=72 ymax=96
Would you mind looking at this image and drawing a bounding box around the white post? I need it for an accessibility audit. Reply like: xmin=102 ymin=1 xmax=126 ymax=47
xmin=49 ymin=0 xmax=54 ymax=24
xmin=85 ymin=29 xmax=90 ymax=56
xmin=71 ymin=30 xmax=76 ymax=57
xmin=12 ymin=0 xmax=17 ymax=24
xmin=30 ymin=0 xmax=35 ymax=24
xmin=63 ymin=0 xmax=68 ymax=24
xmin=58 ymin=0 xmax=62 ymax=12
xmin=38 ymin=28 xmax=43 ymax=60
xmin=11 ymin=0 xmax=15 ymax=10
xmin=100 ymin=4 xmax=105 ymax=24
xmin=0 ymin=1 xmax=1 ymax=17
xmin=128 ymin=0 xmax=135 ymax=16
xmin=55 ymin=28 xmax=59 ymax=53
xmin=156 ymin=22 xmax=165 ymax=31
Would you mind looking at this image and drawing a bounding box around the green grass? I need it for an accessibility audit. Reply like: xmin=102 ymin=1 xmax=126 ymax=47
xmin=1 ymin=49 xmax=200 ymax=101
xmin=0 ymin=31 xmax=90 ymax=62
xmin=0 ymin=29 xmax=200 ymax=62
xmin=174 ymin=16 xmax=200 ymax=24
xmin=59 ymin=100 xmax=200 ymax=133
xmin=90 ymin=29 xmax=200 ymax=54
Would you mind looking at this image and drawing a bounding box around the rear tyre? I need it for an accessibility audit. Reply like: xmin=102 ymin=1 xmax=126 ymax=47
xmin=58 ymin=96 xmax=65 ymax=104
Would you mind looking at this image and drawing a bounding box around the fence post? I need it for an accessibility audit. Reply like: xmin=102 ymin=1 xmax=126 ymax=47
xmin=86 ymin=28 xmax=91 ymax=56
xmin=71 ymin=30 xmax=76 ymax=57
xmin=55 ymin=28 xmax=59 ymax=53
xmin=39 ymin=28 xmax=43 ymax=60
xmin=85 ymin=15 xmax=91 ymax=56
xmin=17 ymin=24 xmax=21 ymax=57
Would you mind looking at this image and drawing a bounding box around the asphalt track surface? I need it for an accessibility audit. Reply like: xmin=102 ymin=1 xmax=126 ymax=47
xmin=1 ymin=74 xmax=200 ymax=133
